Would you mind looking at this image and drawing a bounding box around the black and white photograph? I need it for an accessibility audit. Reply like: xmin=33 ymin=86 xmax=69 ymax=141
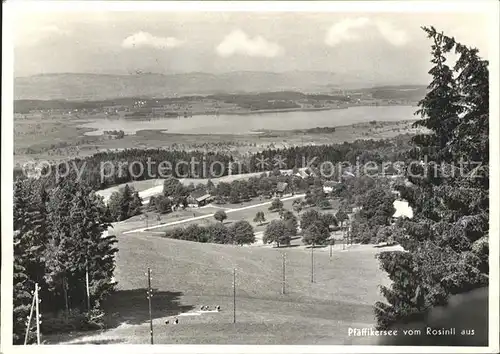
xmin=2 ymin=1 xmax=499 ymax=352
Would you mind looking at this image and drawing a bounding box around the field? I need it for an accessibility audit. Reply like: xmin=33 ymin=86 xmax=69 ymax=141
xmin=44 ymin=186 xmax=395 ymax=346
xmin=14 ymin=114 xmax=421 ymax=165
xmin=107 ymin=193 xmax=306 ymax=236
xmin=136 ymin=195 xmax=338 ymax=235
xmin=46 ymin=230 xmax=397 ymax=345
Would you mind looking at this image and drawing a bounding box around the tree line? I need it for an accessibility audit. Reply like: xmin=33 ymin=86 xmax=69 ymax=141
xmin=13 ymin=135 xmax=413 ymax=194
xmin=163 ymin=220 xmax=255 ymax=246
xmin=13 ymin=177 xmax=117 ymax=343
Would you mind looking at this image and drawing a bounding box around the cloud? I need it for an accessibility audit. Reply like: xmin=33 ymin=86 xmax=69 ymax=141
xmin=216 ymin=30 xmax=283 ymax=58
xmin=325 ymin=18 xmax=409 ymax=47
xmin=325 ymin=17 xmax=371 ymax=47
xmin=122 ymin=31 xmax=184 ymax=49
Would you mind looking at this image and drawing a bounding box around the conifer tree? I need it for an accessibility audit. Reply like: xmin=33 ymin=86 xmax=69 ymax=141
xmin=120 ymin=184 xmax=133 ymax=221
xmin=13 ymin=234 xmax=35 ymax=344
xmin=375 ymin=27 xmax=489 ymax=329
xmin=13 ymin=178 xmax=49 ymax=334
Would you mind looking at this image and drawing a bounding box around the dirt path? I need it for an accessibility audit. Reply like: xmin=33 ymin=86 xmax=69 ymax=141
xmin=123 ymin=194 xmax=305 ymax=234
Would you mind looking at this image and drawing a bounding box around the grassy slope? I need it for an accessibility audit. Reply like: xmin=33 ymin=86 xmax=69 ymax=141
xmin=51 ymin=231 xmax=394 ymax=345
xmin=145 ymin=196 xmax=306 ymax=233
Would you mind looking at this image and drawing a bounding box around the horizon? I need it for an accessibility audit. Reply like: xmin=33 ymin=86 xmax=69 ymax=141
xmin=14 ymin=70 xmax=428 ymax=86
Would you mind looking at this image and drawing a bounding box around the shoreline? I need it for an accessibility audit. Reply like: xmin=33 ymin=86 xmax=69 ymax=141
xmin=119 ymin=102 xmax=417 ymax=120
xmin=132 ymin=119 xmax=418 ymax=137
xmin=80 ymin=104 xmax=418 ymax=137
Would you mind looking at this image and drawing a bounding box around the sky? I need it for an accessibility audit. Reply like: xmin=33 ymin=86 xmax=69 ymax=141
xmin=13 ymin=10 xmax=491 ymax=83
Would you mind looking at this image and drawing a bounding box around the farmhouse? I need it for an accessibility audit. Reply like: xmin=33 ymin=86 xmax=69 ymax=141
xmin=323 ymin=180 xmax=339 ymax=195
xmin=187 ymin=190 xmax=214 ymax=207
xmin=195 ymin=194 xmax=213 ymax=207
xmin=295 ymin=168 xmax=317 ymax=179
xmin=392 ymin=200 xmax=413 ymax=219
xmin=275 ymin=182 xmax=289 ymax=197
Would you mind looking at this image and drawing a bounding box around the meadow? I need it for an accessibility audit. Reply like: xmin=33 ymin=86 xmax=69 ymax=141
xmin=46 ymin=231 xmax=397 ymax=345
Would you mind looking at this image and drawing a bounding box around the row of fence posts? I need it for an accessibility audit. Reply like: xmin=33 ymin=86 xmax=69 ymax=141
xmin=26 ymin=223 xmax=352 ymax=345
xmin=145 ymin=229 xmax=353 ymax=344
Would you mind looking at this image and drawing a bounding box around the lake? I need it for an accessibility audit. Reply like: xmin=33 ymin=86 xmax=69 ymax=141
xmin=79 ymin=105 xmax=418 ymax=136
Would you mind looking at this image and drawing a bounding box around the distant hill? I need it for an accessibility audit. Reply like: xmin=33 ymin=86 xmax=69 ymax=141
xmin=359 ymin=85 xmax=428 ymax=101
xmin=14 ymin=71 xmax=410 ymax=101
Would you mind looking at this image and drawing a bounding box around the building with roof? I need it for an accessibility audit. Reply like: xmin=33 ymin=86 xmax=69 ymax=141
xmin=392 ymin=200 xmax=413 ymax=219
xmin=187 ymin=190 xmax=213 ymax=207
xmin=275 ymin=182 xmax=289 ymax=197
xmin=323 ymin=180 xmax=340 ymax=195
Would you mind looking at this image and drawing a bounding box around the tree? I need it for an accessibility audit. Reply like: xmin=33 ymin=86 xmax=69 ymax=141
xmin=107 ymin=185 xmax=142 ymax=221
xmin=154 ymin=195 xmax=173 ymax=214
xmin=268 ymin=197 xmax=283 ymax=212
xmin=13 ymin=178 xmax=49 ymax=293
xmin=375 ymin=225 xmax=396 ymax=245
xmin=253 ymin=211 xmax=266 ymax=225
xmin=42 ymin=179 xmax=117 ymax=317
xmin=292 ymin=199 xmax=303 ymax=214
xmin=173 ymin=183 xmax=189 ymax=207
xmin=206 ymin=223 xmax=232 ymax=244
xmin=229 ymin=189 xmax=240 ymax=204
xmin=375 ymin=28 xmax=489 ymax=330
xmin=216 ymin=182 xmax=231 ymax=197
xmin=163 ymin=178 xmax=182 ymax=197
xmin=318 ymin=199 xmax=332 ymax=210
xmin=284 ymin=219 xmax=298 ymax=238
xmin=165 ymin=227 xmax=185 ymax=240
xmin=129 ymin=191 xmax=143 ymax=217
xmin=336 ymin=203 xmax=352 ymax=243
xmin=12 ymin=258 xmax=34 ymax=344
xmin=309 ymin=186 xmax=325 ymax=206
xmin=247 ymin=177 xmax=259 ymax=197
xmin=263 ymin=220 xmax=290 ymax=247
xmin=321 ymin=213 xmax=338 ymax=230
xmin=360 ymin=187 xmax=395 ymax=227
xmin=258 ymin=178 xmax=273 ymax=196
xmin=121 ymin=184 xmax=134 ymax=218
xmin=304 ymin=190 xmax=314 ymax=206
xmin=229 ymin=220 xmax=255 ymax=245
xmin=75 ymin=192 xmax=118 ymax=308
xmin=164 ymin=178 xmax=188 ymax=207
xmin=206 ymin=179 xmax=216 ymax=194
xmin=302 ymin=221 xmax=329 ymax=246
xmin=280 ymin=210 xmax=298 ymax=236
xmin=214 ymin=210 xmax=227 ymax=223
xmin=336 ymin=209 xmax=349 ymax=229
xmin=147 ymin=196 xmax=157 ymax=211
xmin=186 ymin=182 xmax=196 ymax=193
xmin=107 ymin=191 xmax=124 ymax=221
xmin=214 ymin=195 xmax=225 ymax=205
xmin=351 ymin=218 xmax=377 ymax=244
xmin=12 ymin=179 xmax=46 ymax=344
xmin=300 ymin=209 xmax=321 ymax=230
xmin=184 ymin=224 xmax=209 ymax=243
